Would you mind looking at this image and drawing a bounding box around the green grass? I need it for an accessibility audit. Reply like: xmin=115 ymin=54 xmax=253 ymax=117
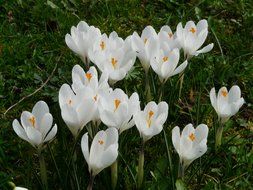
xmin=1 ymin=0 xmax=253 ymax=189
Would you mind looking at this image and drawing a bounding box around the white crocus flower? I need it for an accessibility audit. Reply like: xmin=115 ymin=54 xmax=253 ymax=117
xmin=158 ymin=25 xmax=179 ymax=50
xmin=176 ymin=19 xmax=214 ymax=59
xmin=134 ymin=101 xmax=168 ymax=142
xmin=150 ymin=44 xmax=188 ymax=83
xmin=81 ymin=128 xmax=119 ymax=176
xmin=94 ymin=41 xmax=136 ymax=84
xmin=99 ymin=88 xmax=140 ymax=134
xmin=65 ymin=21 xmax=101 ymax=64
xmin=172 ymin=124 xmax=208 ymax=168
xmin=12 ymin=101 xmax=57 ymax=148
xmin=131 ymin=26 xmax=159 ymax=72
xmin=210 ymin=85 xmax=244 ymax=123
xmin=59 ymin=84 xmax=95 ymax=137
xmin=71 ymin=65 xmax=111 ymax=122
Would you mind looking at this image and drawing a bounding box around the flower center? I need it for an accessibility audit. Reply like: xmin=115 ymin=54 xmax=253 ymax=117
xmin=144 ymin=38 xmax=148 ymax=44
xmin=86 ymin=73 xmax=92 ymax=81
xmin=100 ymin=41 xmax=105 ymax=50
xmin=189 ymin=133 xmax=196 ymax=141
xmin=189 ymin=27 xmax=196 ymax=34
xmin=111 ymin=57 xmax=118 ymax=69
xmin=147 ymin=110 xmax=154 ymax=128
xmin=114 ymin=99 xmax=121 ymax=111
xmin=94 ymin=94 xmax=98 ymax=101
xmin=68 ymin=99 xmax=72 ymax=105
xmin=29 ymin=116 xmax=36 ymax=127
xmin=98 ymin=140 xmax=104 ymax=145
xmin=163 ymin=56 xmax=168 ymax=62
xmin=168 ymin=33 xmax=173 ymax=38
xmin=221 ymin=90 xmax=228 ymax=97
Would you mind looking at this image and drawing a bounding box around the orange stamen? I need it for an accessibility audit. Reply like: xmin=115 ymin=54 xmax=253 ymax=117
xmin=114 ymin=99 xmax=121 ymax=111
xmin=221 ymin=90 xmax=228 ymax=97
xmin=86 ymin=73 xmax=92 ymax=81
xmin=189 ymin=133 xmax=196 ymax=141
xmin=98 ymin=140 xmax=104 ymax=145
xmin=29 ymin=116 xmax=36 ymax=127
xmin=163 ymin=56 xmax=168 ymax=62
xmin=189 ymin=27 xmax=196 ymax=34
xmin=111 ymin=58 xmax=118 ymax=69
xmin=100 ymin=41 xmax=105 ymax=50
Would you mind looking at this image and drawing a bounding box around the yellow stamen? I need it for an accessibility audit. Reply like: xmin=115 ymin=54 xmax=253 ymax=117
xmin=100 ymin=41 xmax=105 ymax=50
xmin=168 ymin=33 xmax=173 ymax=38
xmin=68 ymin=99 xmax=72 ymax=105
xmin=111 ymin=58 xmax=118 ymax=69
xmin=114 ymin=99 xmax=121 ymax=111
xmin=189 ymin=133 xmax=196 ymax=141
xmin=163 ymin=56 xmax=168 ymax=62
xmin=29 ymin=116 xmax=36 ymax=127
xmin=86 ymin=73 xmax=92 ymax=81
xmin=221 ymin=90 xmax=228 ymax=97
xmin=189 ymin=27 xmax=196 ymax=34
xmin=144 ymin=38 xmax=148 ymax=44
xmin=147 ymin=110 xmax=154 ymax=128
xmin=94 ymin=94 xmax=98 ymax=101
xmin=98 ymin=140 xmax=104 ymax=145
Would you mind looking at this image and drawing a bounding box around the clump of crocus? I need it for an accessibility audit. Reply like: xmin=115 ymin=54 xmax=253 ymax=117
xmin=210 ymin=85 xmax=244 ymax=149
xmin=172 ymin=124 xmax=208 ymax=178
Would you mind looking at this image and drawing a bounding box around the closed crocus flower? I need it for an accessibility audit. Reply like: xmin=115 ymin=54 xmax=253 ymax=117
xmin=131 ymin=26 xmax=159 ymax=72
xmin=150 ymin=44 xmax=188 ymax=83
xmin=172 ymin=124 xmax=208 ymax=169
xmin=210 ymin=85 xmax=244 ymax=123
xmin=158 ymin=25 xmax=179 ymax=50
xmin=134 ymin=101 xmax=168 ymax=142
xmin=176 ymin=19 xmax=214 ymax=59
xmin=81 ymin=128 xmax=119 ymax=176
xmin=99 ymin=88 xmax=140 ymax=134
xmin=12 ymin=101 xmax=57 ymax=148
xmin=65 ymin=21 xmax=101 ymax=64
xmin=59 ymin=84 xmax=95 ymax=137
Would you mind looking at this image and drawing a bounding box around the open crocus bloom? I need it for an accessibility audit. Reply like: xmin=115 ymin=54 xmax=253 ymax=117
xmin=81 ymin=128 xmax=119 ymax=176
xmin=172 ymin=124 xmax=208 ymax=168
xmin=59 ymin=84 xmax=95 ymax=137
xmin=150 ymin=44 xmax=188 ymax=83
xmin=134 ymin=101 xmax=168 ymax=142
xmin=95 ymin=44 xmax=136 ymax=84
xmin=210 ymin=85 xmax=244 ymax=123
xmin=12 ymin=101 xmax=57 ymax=148
xmin=176 ymin=19 xmax=214 ymax=59
xmin=88 ymin=31 xmax=125 ymax=63
xmin=158 ymin=25 xmax=179 ymax=50
xmin=131 ymin=26 xmax=159 ymax=72
xmin=99 ymin=88 xmax=140 ymax=134
xmin=65 ymin=21 xmax=101 ymax=64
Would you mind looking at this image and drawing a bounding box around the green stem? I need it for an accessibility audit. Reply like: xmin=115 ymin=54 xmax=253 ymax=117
xmin=145 ymin=70 xmax=151 ymax=102
xmin=215 ymin=121 xmax=223 ymax=152
xmin=178 ymin=160 xmax=185 ymax=180
xmin=163 ymin=129 xmax=175 ymax=190
xmin=159 ymin=81 xmax=165 ymax=102
xmin=87 ymin=174 xmax=94 ymax=190
xmin=178 ymin=73 xmax=184 ymax=98
xmin=38 ymin=148 xmax=48 ymax=190
xmin=111 ymin=159 xmax=118 ymax=190
xmin=137 ymin=141 xmax=144 ymax=189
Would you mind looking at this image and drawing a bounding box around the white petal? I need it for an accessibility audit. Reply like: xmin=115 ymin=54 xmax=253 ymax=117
xmin=81 ymin=133 xmax=90 ymax=167
xmin=210 ymin=87 xmax=217 ymax=111
xmin=65 ymin=34 xmax=80 ymax=54
xmin=195 ymin=43 xmax=214 ymax=55
xmin=44 ymin=124 xmax=57 ymax=142
xmin=171 ymin=60 xmax=188 ymax=77
xmin=182 ymin=123 xmax=194 ymax=137
xmin=228 ymin=85 xmax=241 ymax=103
xmin=172 ymin=126 xmax=181 ymax=155
xmin=12 ymin=119 xmax=29 ymax=142
xmin=32 ymin=101 xmax=49 ymax=124
xmin=26 ymin=127 xmax=43 ymax=146
xmin=39 ymin=113 xmax=53 ymax=138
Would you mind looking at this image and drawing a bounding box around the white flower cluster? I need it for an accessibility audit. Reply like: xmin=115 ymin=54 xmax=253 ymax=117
xmin=12 ymin=19 xmax=244 ymax=189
